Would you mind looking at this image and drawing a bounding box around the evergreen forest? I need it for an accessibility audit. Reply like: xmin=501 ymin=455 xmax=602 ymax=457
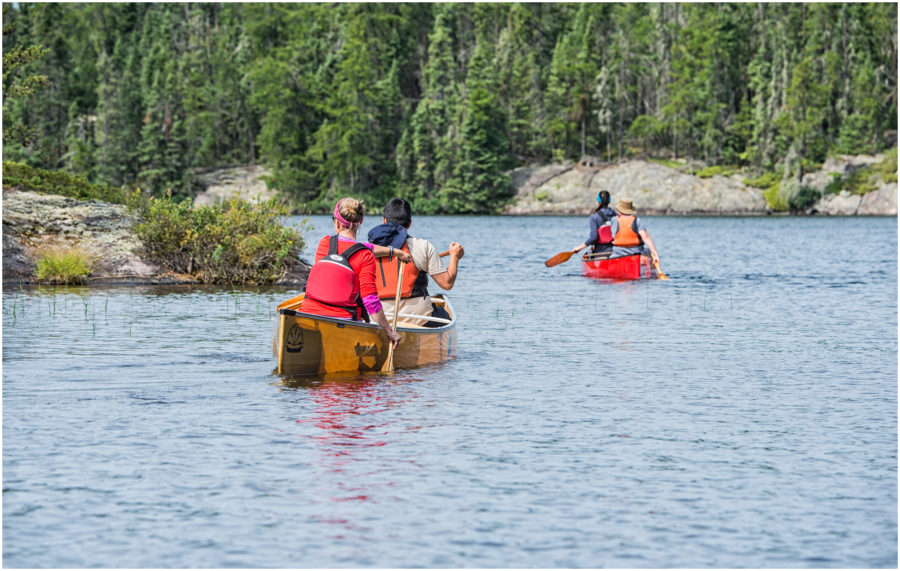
xmin=3 ymin=3 xmax=897 ymax=213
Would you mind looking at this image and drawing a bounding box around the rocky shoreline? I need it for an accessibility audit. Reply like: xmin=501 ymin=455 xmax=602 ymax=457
xmin=505 ymin=155 xmax=897 ymax=216
xmin=1 ymin=188 xmax=309 ymax=287
xmin=3 ymin=156 xmax=895 ymax=286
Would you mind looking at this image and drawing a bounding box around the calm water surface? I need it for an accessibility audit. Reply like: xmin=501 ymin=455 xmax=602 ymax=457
xmin=3 ymin=215 xmax=897 ymax=568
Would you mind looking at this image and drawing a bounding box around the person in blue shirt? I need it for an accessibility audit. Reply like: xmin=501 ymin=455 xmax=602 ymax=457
xmin=571 ymin=190 xmax=616 ymax=256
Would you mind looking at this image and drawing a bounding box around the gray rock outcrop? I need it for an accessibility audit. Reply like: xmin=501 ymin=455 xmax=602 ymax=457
xmin=2 ymin=187 xmax=310 ymax=286
xmin=506 ymin=157 xmax=897 ymax=216
xmin=2 ymin=189 xmax=162 ymax=282
xmin=193 ymin=165 xmax=275 ymax=207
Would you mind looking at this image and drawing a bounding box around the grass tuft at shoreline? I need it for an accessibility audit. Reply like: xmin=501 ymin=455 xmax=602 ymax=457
xmin=35 ymin=245 xmax=93 ymax=285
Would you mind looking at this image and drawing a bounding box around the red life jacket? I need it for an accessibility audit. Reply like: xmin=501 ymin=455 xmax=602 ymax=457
xmin=613 ymin=215 xmax=642 ymax=247
xmin=597 ymin=222 xmax=613 ymax=244
xmin=305 ymin=235 xmax=369 ymax=319
xmin=375 ymin=242 xmax=425 ymax=299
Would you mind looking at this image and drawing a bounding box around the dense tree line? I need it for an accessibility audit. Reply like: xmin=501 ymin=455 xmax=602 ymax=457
xmin=3 ymin=3 xmax=896 ymax=213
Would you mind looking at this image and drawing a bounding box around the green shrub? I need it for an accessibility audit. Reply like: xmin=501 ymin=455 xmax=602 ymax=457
xmin=824 ymin=173 xmax=844 ymax=195
xmin=696 ymin=165 xmax=737 ymax=178
xmin=763 ymin=181 xmax=788 ymax=211
xmin=648 ymin=158 xmax=690 ymax=171
xmin=878 ymin=147 xmax=897 ymax=183
xmin=35 ymin=245 xmax=92 ymax=284
xmin=820 ymin=148 xmax=897 ymax=197
xmin=534 ymin=190 xmax=550 ymax=202
xmin=2 ymin=161 xmax=125 ymax=203
xmin=744 ymin=172 xmax=779 ymax=189
xmin=128 ymin=191 xmax=305 ymax=284
xmin=844 ymin=164 xmax=880 ymax=195
xmin=789 ymin=185 xmax=821 ymax=211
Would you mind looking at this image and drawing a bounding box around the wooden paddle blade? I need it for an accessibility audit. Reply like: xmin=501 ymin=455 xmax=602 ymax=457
xmin=653 ymin=261 xmax=669 ymax=280
xmin=382 ymin=344 xmax=395 ymax=373
xmin=544 ymin=251 xmax=574 ymax=267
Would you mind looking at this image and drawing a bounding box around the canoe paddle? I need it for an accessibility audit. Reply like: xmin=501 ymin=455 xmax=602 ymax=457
xmin=544 ymin=250 xmax=575 ymax=267
xmin=653 ymin=260 xmax=669 ymax=280
xmin=382 ymin=260 xmax=405 ymax=373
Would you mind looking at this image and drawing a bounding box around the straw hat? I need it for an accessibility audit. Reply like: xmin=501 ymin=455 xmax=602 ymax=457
xmin=615 ymin=198 xmax=636 ymax=215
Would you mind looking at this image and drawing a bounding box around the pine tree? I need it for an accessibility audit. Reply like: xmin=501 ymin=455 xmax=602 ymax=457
xmin=92 ymin=4 xmax=145 ymax=188
xmin=396 ymin=5 xmax=462 ymax=213
xmin=2 ymin=4 xmax=50 ymax=160
xmin=442 ymin=35 xmax=512 ymax=213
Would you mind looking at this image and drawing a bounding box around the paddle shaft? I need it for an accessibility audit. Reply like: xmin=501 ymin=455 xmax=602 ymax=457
xmin=653 ymin=260 xmax=669 ymax=280
xmin=384 ymin=260 xmax=405 ymax=372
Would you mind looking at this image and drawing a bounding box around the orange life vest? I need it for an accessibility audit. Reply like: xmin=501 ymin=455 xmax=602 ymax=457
xmin=613 ymin=215 xmax=642 ymax=247
xmin=375 ymin=243 xmax=425 ymax=299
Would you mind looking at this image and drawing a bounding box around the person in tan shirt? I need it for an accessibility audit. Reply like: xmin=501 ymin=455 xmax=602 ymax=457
xmin=367 ymin=197 xmax=464 ymax=326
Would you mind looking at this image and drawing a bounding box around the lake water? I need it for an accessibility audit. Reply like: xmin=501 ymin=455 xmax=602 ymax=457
xmin=3 ymin=214 xmax=897 ymax=568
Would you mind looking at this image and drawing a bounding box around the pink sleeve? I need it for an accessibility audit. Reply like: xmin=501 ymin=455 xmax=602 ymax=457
xmin=337 ymin=236 xmax=374 ymax=250
xmin=362 ymin=294 xmax=382 ymax=315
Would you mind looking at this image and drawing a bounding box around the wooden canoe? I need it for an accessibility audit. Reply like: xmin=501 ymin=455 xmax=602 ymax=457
xmin=273 ymin=293 xmax=457 ymax=375
xmin=581 ymin=252 xmax=656 ymax=280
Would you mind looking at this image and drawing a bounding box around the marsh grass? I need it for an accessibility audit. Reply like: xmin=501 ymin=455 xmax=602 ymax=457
xmin=35 ymin=245 xmax=93 ymax=285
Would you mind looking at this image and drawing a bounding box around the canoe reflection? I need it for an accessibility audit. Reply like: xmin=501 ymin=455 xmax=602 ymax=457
xmin=279 ymin=374 xmax=426 ymax=497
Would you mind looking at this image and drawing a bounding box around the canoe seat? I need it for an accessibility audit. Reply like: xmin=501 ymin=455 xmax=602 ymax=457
xmin=583 ymin=252 xmax=612 ymax=261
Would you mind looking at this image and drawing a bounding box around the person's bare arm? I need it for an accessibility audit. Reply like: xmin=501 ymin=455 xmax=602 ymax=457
xmin=370 ymin=244 xmax=411 ymax=263
xmin=430 ymin=242 xmax=464 ymax=290
xmin=370 ymin=309 xmax=401 ymax=348
xmin=638 ymin=229 xmax=660 ymax=265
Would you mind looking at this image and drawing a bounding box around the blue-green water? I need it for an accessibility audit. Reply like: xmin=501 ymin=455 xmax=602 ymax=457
xmin=3 ymin=215 xmax=897 ymax=567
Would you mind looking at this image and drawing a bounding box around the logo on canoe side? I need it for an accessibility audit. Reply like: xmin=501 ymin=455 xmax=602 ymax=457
xmin=354 ymin=343 xmax=377 ymax=357
xmin=285 ymin=324 xmax=304 ymax=353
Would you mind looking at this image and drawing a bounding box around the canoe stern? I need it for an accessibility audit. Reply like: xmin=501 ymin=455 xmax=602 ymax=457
xmin=273 ymin=294 xmax=457 ymax=376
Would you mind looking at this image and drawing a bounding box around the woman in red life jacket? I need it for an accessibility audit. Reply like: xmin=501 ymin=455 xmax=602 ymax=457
xmin=301 ymin=198 xmax=403 ymax=349
xmin=571 ymin=190 xmax=616 ymax=256
xmin=609 ymin=198 xmax=661 ymax=267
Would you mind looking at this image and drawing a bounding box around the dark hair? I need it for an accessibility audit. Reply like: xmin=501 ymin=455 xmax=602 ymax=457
xmin=383 ymin=197 xmax=412 ymax=227
xmin=592 ymin=190 xmax=611 ymax=214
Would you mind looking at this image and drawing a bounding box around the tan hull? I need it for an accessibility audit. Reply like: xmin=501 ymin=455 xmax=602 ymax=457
xmin=273 ymin=294 xmax=457 ymax=375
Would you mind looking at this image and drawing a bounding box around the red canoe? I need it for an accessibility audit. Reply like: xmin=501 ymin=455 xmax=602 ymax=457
xmin=581 ymin=252 xmax=655 ymax=280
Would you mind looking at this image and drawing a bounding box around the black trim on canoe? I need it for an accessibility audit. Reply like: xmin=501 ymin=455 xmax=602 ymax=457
xmin=582 ymin=252 xmax=642 ymax=262
xmin=279 ymin=299 xmax=456 ymax=333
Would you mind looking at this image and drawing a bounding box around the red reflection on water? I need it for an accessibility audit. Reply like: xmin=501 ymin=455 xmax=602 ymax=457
xmin=282 ymin=373 xmax=422 ymax=507
xmin=299 ymin=377 xmax=391 ymax=454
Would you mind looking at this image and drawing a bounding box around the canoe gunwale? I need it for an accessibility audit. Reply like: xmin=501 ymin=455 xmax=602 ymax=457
xmin=277 ymin=294 xmax=456 ymax=334
xmin=581 ymin=252 xmax=640 ymax=262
